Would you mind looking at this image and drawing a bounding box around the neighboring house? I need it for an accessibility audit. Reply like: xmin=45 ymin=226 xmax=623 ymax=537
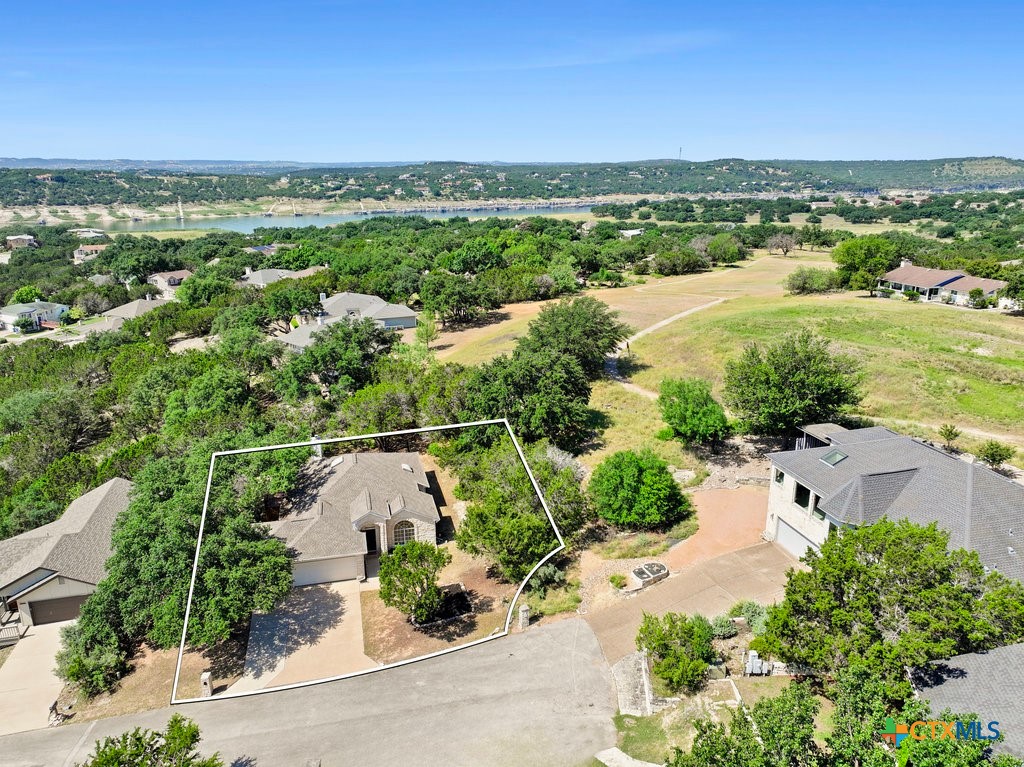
xmin=268 ymin=452 xmax=440 ymax=586
xmin=73 ymin=244 xmax=108 ymax=265
xmin=88 ymin=274 xmax=114 ymax=287
xmin=147 ymin=269 xmax=192 ymax=299
xmin=237 ymin=264 xmax=326 ymax=288
xmin=103 ymin=296 xmax=169 ymax=321
xmin=69 ymin=228 xmax=106 ymax=239
xmin=765 ymin=424 xmax=1024 ymax=582
xmin=279 ymin=291 xmax=418 ymax=351
xmin=912 ymin=643 xmax=1024 ymax=758
xmin=878 ymin=260 xmax=1010 ymax=306
xmin=619 ymin=229 xmax=644 ymax=240
xmin=0 ymin=301 xmax=69 ymax=331
xmin=5 ymin=235 xmax=37 ymax=250
xmin=0 ymin=478 xmax=133 ymax=630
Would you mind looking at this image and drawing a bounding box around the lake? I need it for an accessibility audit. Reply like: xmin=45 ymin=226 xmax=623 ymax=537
xmin=102 ymin=204 xmax=592 ymax=234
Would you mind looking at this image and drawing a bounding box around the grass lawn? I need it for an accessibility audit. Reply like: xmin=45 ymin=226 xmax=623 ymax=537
xmin=630 ymin=293 xmax=1024 ymax=450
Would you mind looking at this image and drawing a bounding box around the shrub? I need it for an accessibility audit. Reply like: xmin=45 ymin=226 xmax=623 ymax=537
xmin=712 ymin=614 xmax=738 ymax=639
xmin=728 ymin=600 xmax=768 ymax=636
xmin=783 ymin=266 xmax=842 ymax=295
xmin=529 ymin=562 xmax=567 ymax=596
xmin=610 ymin=573 xmax=627 ymax=589
xmin=636 ymin=612 xmax=716 ymax=693
xmin=903 ymin=289 xmax=921 ymax=301
xmin=658 ymin=378 xmax=729 ymax=447
xmin=77 ymin=714 xmax=223 ymax=767
xmin=977 ymin=440 xmax=1016 ymax=468
xmin=378 ymin=541 xmax=452 ymax=624
xmin=589 ymin=450 xmax=691 ymax=530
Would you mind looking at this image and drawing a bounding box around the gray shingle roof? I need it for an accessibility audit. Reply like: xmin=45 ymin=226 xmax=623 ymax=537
xmin=104 ymin=298 xmax=169 ymax=320
xmin=913 ymin=642 xmax=1024 ymax=757
xmin=270 ymin=453 xmax=439 ymax=562
xmin=771 ymin=430 xmax=1024 ymax=580
xmin=0 ymin=478 xmax=134 ymax=594
xmin=320 ymin=291 xmax=416 ymax=321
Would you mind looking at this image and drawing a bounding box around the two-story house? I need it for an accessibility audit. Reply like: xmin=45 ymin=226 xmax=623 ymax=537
xmin=147 ymin=269 xmax=192 ymax=300
xmin=766 ymin=424 xmax=1024 ymax=582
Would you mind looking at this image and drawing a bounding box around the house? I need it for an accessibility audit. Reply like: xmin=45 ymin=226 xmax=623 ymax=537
xmin=878 ymin=260 xmax=1009 ymax=306
xmin=911 ymin=643 xmax=1024 ymax=757
xmin=619 ymin=229 xmax=644 ymax=240
xmin=88 ymin=274 xmax=114 ymax=287
xmin=237 ymin=264 xmax=326 ymax=289
xmin=147 ymin=269 xmax=192 ymax=299
xmin=103 ymin=296 xmax=169 ymax=321
xmin=0 ymin=301 xmax=69 ymax=332
xmin=267 ymin=453 xmax=440 ymax=586
xmin=279 ymin=291 xmax=418 ymax=351
xmin=69 ymin=228 xmax=106 ymax=239
xmin=5 ymin=235 xmax=36 ymax=250
xmin=73 ymin=244 xmax=108 ymax=265
xmin=765 ymin=424 xmax=1024 ymax=582
xmin=0 ymin=479 xmax=133 ymax=629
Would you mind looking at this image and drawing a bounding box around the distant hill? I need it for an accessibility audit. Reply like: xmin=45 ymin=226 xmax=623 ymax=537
xmin=1 ymin=157 xmax=1022 ymax=207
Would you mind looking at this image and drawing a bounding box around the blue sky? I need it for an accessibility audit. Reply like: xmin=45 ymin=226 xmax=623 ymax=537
xmin=2 ymin=1 xmax=1022 ymax=162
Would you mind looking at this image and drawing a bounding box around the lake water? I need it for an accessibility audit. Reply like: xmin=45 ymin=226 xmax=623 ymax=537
xmin=102 ymin=204 xmax=592 ymax=234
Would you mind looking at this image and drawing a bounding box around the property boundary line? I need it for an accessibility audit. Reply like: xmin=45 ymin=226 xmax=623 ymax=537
xmin=170 ymin=418 xmax=564 ymax=704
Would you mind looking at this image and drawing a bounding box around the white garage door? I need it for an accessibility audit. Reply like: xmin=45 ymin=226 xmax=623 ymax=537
xmin=293 ymin=557 xmax=359 ymax=586
xmin=775 ymin=519 xmax=820 ymax=560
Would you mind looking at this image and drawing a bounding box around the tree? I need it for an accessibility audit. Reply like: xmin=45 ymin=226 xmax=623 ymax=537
xmin=831 ymin=235 xmax=899 ymax=286
xmin=848 ymin=269 xmax=879 ymax=296
xmin=760 ymin=519 xmax=1024 ymax=693
xmin=658 ymin=378 xmax=729 ymax=447
xmin=589 ymin=450 xmax=690 ymax=529
xmin=968 ymin=287 xmax=987 ymax=309
xmin=707 ymin=233 xmax=744 ymax=265
xmin=415 ymin=309 xmax=440 ymax=349
xmin=518 ymin=296 xmax=630 ymax=379
xmin=977 ymin=440 xmax=1015 ymax=468
xmin=723 ymin=331 xmax=862 ymax=436
xmin=636 ymin=612 xmax=716 ymax=693
xmin=784 ymin=266 xmax=841 ymax=295
xmin=10 ymin=284 xmax=43 ymax=303
xmin=175 ymin=274 xmax=233 ymax=307
xmin=938 ymin=423 xmax=962 ymax=450
xmin=766 ymin=233 xmax=797 ymax=256
xmin=1003 ymin=267 xmax=1024 ymax=308
xmin=465 ymin=347 xmax=591 ymax=451
xmin=77 ymin=714 xmax=223 ymax=767
xmin=378 ymin=541 xmax=452 ymax=624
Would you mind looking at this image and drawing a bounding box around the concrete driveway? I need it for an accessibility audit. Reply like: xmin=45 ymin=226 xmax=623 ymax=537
xmin=3 ymin=618 xmax=615 ymax=767
xmin=0 ymin=620 xmax=70 ymax=735
xmin=586 ymin=542 xmax=795 ymax=664
xmin=230 ymin=581 xmax=376 ymax=693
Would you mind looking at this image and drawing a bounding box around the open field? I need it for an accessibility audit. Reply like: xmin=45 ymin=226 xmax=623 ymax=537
xmin=630 ymin=293 xmax=1024 ymax=450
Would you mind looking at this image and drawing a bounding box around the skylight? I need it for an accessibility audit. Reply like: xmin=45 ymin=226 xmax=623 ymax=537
xmin=820 ymin=449 xmax=848 ymax=467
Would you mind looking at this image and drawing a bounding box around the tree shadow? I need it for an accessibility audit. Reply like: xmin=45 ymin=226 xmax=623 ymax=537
xmin=229 ymin=757 xmax=258 ymax=767
xmin=616 ymin=355 xmax=651 ymax=378
xmin=237 ymin=584 xmax=347 ymax=677
xmin=417 ymin=588 xmax=494 ymax=642
xmin=911 ymin=661 xmax=968 ymax=690
xmin=442 ymin=309 xmax=512 ymax=332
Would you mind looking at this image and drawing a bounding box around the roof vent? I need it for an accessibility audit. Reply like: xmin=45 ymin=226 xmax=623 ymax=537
xmin=1010 ymin=546 xmax=1017 ymax=556
xmin=401 ymin=463 xmax=413 ymax=472
xmin=820 ymin=449 xmax=848 ymax=467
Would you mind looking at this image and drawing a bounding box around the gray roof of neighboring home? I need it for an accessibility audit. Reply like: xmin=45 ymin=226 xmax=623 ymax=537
xmin=321 ymin=291 xmax=416 ymax=321
xmin=770 ymin=429 xmax=1024 ymax=581
xmin=103 ymin=297 xmax=169 ymax=320
xmin=269 ymin=453 xmax=439 ymax=562
xmin=0 ymin=478 xmax=133 ymax=594
xmin=88 ymin=274 xmax=114 ymax=286
xmin=241 ymin=268 xmax=296 ymax=287
xmin=1 ymin=301 xmax=68 ymax=315
xmin=912 ymin=643 xmax=1024 ymax=757
xmin=882 ymin=264 xmax=965 ymax=288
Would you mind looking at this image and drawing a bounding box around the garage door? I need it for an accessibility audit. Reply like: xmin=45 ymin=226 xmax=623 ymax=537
xmin=774 ymin=519 xmax=820 ymax=560
xmin=293 ymin=557 xmax=359 ymax=586
xmin=29 ymin=595 xmax=88 ymax=625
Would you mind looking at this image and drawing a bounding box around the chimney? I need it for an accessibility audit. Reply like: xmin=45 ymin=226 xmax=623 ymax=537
xmin=244 ymin=266 xmax=252 ymax=276
xmin=900 ymin=258 xmax=913 ymax=268
xmin=319 ymin=292 xmax=327 ymax=303
xmin=317 ymin=315 xmax=323 ymax=326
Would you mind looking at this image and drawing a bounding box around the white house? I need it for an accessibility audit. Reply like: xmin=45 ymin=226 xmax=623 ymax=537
xmin=267 ymin=452 xmax=440 ymax=586
xmin=878 ymin=260 xmax=1010 ymax=307
xmin=0 ymin=479 xmax=133 ymax=629
xmin=147 ymin=269 xmax=192 ymax=299
xmin=0 ymin=301 xmax=69 ymax=331
xmin=73 ymin=244 xmax=108 ymax=264
xmin=765 ymin=424 xmax=1024 ymax=582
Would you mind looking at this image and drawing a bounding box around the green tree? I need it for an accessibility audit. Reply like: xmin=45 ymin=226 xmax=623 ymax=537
xmin=938 ymin=423 xmax=962 ymax=450
xmin=707 ymin=233 xmax=744 ymax=265
xmin=636 ymin=612 xmax=716 ymax=693
xmin=723 ymin=331 xmax=862 ymax=436
xmin=830 ymin=235 xmax=899 ymax=286
xmin=588 ymin=449 xmax=690 ymax=529
xmin=760 ymin=519 xmax=1024 ymax=693
xmin=415 ymin=309 xmax=440 ymax=349
xmin=848 ymin=269 xmax=879 ymax=296
xmin=77 ymin=714 xmax=223 ymax=767
xmin=378 ymin=540 xmax=452 ymax=624
xmin=10 ymin=284 xmax=43 ymax=303
xmin=658 ymin=378 xmax=729 ymax=447
xmin=977 ymin=440 xmax=1015 ymax=468
xmin=518 ymin=296 xmax=630 ymax=379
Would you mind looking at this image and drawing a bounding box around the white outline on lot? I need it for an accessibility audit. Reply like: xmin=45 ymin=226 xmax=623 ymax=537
xmin=170 ymin=418 xmax=564 ymax=704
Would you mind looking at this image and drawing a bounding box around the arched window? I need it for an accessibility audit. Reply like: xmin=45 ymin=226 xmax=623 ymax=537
xmin=393 ymin=520 xmax=416 ymax=546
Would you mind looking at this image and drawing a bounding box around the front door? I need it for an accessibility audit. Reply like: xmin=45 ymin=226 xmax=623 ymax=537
xmin=364 ymin=528 xmax=378 ymax=553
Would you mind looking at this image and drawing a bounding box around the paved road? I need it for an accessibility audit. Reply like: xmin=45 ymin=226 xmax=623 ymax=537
xmin=3 ymin=618 xmax=615 ymax=767
xmin=585 ymin=543 xmax=794 ymax=665
xmin=0 ymin=621 xmax=69 ymax=736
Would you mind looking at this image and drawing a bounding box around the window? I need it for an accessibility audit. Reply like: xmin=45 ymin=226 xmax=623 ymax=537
xmin=812 ymin=498 xmax=826 ymax=521
xmin=820 ymin=449 xmax=847 ymax=467
xmin=393 ymin=521 xmax=416 ymax=546
xmin=774 ymin=469 xmax=785 ymax=484
xmin=794 ymin=483 xmax=811 ymax=509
